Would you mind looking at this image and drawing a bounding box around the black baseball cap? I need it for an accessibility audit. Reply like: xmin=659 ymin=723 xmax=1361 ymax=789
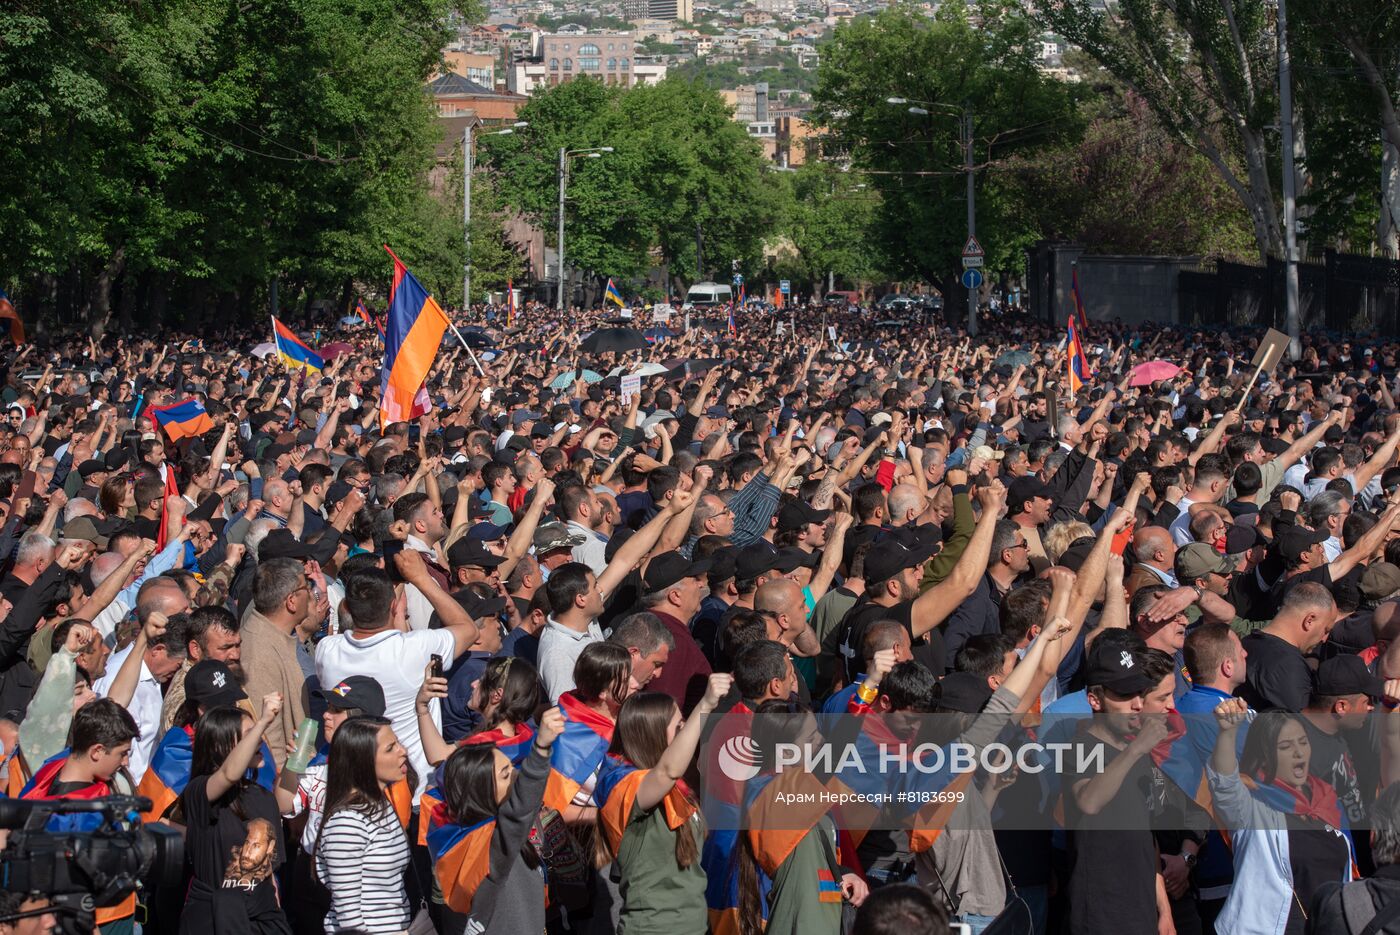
xmin=863 ymin=537 xmax=935 ymax=585
xmin=1275 ymin=525 xmax=1328 ymax=561
xmin=1314 ymin=654 xmax=1386 ymax=700
xmin=185 ymin=660 xmax=248 ymax=708
xmin=735 ymin=542 xmax=779 ymax=581
xmin=934 ymin=672 xmax=994 ymax=714
xmin=1084 ymin=640 xmax=1156 ymax=694
xmin=77 ymin=459 xmax=109 ymax=478
xmin=259 ymin=528 xmax=313 ymax=562
xmin=314 ymin=675 xmax=387 ymax=717
xmin=707 ymin=549 xmax=738 ymax=586
xmin=1007 ymin=476 xmax=1052 ymax=514
xmin=457 ymin=590 xmax=507 ymax=620
xmin=447 ymin=537 xmax=505 ymax=569
xmin=642 ymin=551 xmax=712 ymax=593
xmin=1225 ymin=524 xmax=1265 ymax=555
xmin=773 ymin=547 xmax=819 ymax=574
xmin=776 ymin=499 xmax=831 ymax=533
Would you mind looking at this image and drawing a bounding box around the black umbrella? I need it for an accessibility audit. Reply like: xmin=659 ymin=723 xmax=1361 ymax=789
xmin=456 ymin=331 xmax=496 ymax=348
xmin=580 ymin=328 xmax=648 ymax=355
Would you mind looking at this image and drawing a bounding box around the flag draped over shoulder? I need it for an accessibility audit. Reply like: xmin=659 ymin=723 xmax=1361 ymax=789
xmin=150 ymin=398 xmax=214 ymax=443
xmin=272 ymin=318 xmax=324 ymax=372
xmin=0 ymin=290 xmax=24 ymax=345
xmin=605 ymin=278 xmax=625 ymax=308
xmin=542 ymin=691 xmax=614 ymax=814
xmin=381 ymin=246 xmax=450 ymax=430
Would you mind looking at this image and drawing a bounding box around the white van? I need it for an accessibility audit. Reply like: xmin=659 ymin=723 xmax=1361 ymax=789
xmin=683 ymin=281 xmax=733 ymax=308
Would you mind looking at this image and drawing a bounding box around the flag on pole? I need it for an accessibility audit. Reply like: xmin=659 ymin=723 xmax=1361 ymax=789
xmin=1070 ymin=265 xmax=1090 ymax=335
xmin=727 ymin=301 xmax=737 ymax=338
xmin=272 ymin=318 xmax=324 ymax=373
xmin=774 ymin=285 xmax=784 ymax=310
xmin=506 ymin=281 xmax=516 ymax=328
xmin=737 ymin=282 xmax=746 ymax=306
xmin=0 ymin=290 xmax=24 ymax=346
xmin=150 ymin=398 xmax=215 ymax=443
xmin=357 ymin=300 xmax=385 ymax=340
xmin=382 ymin=245 xmax=450 ymax=429
xmin=1067 ymin=314 xmax=1093 ymax=395
xmin=604 ymin=278 xmax=625 ymax=308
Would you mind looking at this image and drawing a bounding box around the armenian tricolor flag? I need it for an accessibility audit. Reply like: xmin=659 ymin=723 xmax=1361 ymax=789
xmin=774 ymin=285 xmax=783 ymax=310
xmin=542 ymin=691 xmax=614 ymax=814
xmin=381 ymin=245 xmax=450 ymax=430
xmin=726 ymin=302 xmax=737 ymax=339
xmin=22 ymin=751 xmax=137 ymax=924
xmin=596 ymin=755 xmax=698 ymax=858
xmin=605 ymin=278 xmax=625 ymax=308
xmin=0 ymin=290 xmax=24 ymax=345
xmin=1070 ymin=265 xmax=1090 ymax=334
xmin=357 ymin=300 xmax=385 ymax=340
xmin=418 ymin=723 xmax=536 ymax=845
xmin=272 ymin=317 xmax=324 ymax=373
xmin=150 ymin=397 xmax=215 ymax=443
xmin=137 ymin=726 xmax=277 ymax=823
xmin=426 ymin=808 xmax=496 ymax=915
xmin=1068 ymin=312 xmax=1093 ymax=395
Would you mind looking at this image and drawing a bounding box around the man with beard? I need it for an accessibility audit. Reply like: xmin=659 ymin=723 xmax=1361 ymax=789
xmin=159 ymin=605 xmax=244 ymax=732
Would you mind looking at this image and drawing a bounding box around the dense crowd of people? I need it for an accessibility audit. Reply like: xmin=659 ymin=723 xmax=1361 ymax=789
xmin=5 ymin=298 xmax=1400 ymax=935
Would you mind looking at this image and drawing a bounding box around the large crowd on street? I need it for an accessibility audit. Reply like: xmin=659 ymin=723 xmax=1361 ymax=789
xmin=7 ymin=294 xmax=1400 ymax=935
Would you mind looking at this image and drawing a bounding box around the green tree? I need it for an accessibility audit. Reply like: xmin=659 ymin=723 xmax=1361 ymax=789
xmin=811 ymin=2 xmax=1083 ymax=295
xmin=1037 ymin=0 xmax=1287 ymax=260
xmin=779 ymin=162 xmax=884 ymax=290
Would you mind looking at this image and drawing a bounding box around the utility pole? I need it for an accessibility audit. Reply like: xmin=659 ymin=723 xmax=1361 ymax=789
xmin=556 ymin=146 xmax=567 ymax=312
xmin=463 ymin=122 xmax=472 ymax=313
xmin=964 ymin=108 xmax=978 ymax=338
xmin=1277 ymin=0 xmax=1301 ymax=358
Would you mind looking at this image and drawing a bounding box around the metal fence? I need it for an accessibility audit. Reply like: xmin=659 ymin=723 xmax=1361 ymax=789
xmin=1177 ymin=250 xmax=1400 ymax=333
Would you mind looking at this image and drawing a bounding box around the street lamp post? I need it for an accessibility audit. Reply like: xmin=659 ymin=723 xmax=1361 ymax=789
xmin=888 ymin=97 xmax=977 ymax=336
xmin=463 ymin=121 xmax=527 ymax=312
xmin=1275 ymin=0 xmax=1302 ymax=358
xmin=556 ymin=146 xmax=614 ymax=311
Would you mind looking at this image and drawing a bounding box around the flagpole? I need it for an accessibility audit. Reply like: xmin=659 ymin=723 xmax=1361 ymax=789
xmin=446 ymin=320 xmax=488 ymax=378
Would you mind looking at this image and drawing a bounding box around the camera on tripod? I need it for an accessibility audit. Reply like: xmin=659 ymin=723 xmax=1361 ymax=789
xmin=0 ymin=795 xmax=183 ymax=935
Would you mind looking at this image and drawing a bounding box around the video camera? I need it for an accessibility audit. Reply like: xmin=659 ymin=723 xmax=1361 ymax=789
xmin=0 ymin=795 xmax=183 ymax=935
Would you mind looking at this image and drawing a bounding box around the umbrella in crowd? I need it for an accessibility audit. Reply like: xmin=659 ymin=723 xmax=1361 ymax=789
xmin=320 ymin=342 xmax=354 ymax=361
xmin=580 ymin=327 xmax=648 ymax=355
xmin=549 ymin=370 xmax=603 ymax=390
xmin=1130 ymin=359 xmax=1182 ymax=386
xmin=251 ymin=343 xmax=276 ymax=359
xmin=995 ymin=349 xmax=1035 ymax=367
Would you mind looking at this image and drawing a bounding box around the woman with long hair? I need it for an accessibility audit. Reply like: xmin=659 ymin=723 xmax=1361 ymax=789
xmin=315 ymin=716 xmax=415 ymax=935
xmin=1210 ymin=699 xmax=1355 ymax=935
xmin=419 ymin=656 xmax=543 ymax=769
xmin=543 ymin=641 xmax=634 ymax=825
xmin=595 ymin=674 xmax=731 ymax=935
xmin=427 ymin=705 xmax=565 ymax=935
xmin=98 ymin=472 xmax=135 ymax=518
xmin=177 ymin=693 xmax=290 ymax=935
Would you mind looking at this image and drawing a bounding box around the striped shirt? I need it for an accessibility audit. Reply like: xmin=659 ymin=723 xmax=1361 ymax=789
xmin=316 ymin=805 xmax=410 ymax=934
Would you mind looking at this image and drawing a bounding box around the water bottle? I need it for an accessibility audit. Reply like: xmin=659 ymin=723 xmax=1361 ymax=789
xmin=285 ymin=718 xmax=319 ymax=773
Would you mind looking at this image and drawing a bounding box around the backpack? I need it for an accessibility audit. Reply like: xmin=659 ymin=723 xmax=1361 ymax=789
xmin=1334 ymin=880 xmax=1400 ymax=935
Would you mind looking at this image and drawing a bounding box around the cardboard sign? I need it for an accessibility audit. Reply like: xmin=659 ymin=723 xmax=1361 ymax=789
xmin=827 ymin=326 xmax=837 ymax=342
xmin=620 ymin=374 xmax=641 ymax=404
xmin=651 ymin=305 xmax=672 ymax=324
xmin=1251 ymin=328 xmax=1290 ymax=373
xmin=620 ymin=308 xmax=633 ymax=319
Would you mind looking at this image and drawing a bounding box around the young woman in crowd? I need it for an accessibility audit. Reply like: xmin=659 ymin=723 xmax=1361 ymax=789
xmin=427 ymin=704 xmax=565 ymax=935
xmin=595 ymin=673 xmax=733 ymax=935
xmin=177 ymin=693 xmax=289 ymax=935
xmin=315 ymin=716 xmax=415 ymax=935
xmin=544 ymin=642 xmax=635 ymax=826
xmin=1210 ymin=698 xmax=1355 ymax=935
xmin=275 ymin=675 xmax=393 ymax=933
xmin=418 ymin=655 xmax=543 ymax=769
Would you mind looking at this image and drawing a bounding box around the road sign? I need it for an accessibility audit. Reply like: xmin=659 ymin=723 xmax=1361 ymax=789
xmin=962 ymin=235 xmax=984 ymax=257
xmin=961 ymin=268 xmax=984 ymax=290
xmin=962 ymin=256 xmax=984 ymax=269
xmin=779 ymin=280 xmax=791 ymax=295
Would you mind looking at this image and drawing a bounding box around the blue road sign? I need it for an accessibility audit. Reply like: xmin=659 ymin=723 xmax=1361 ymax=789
xmin=961 ymin=268 xmax=984 ymax=290
xmin=779 ymin=280 xmax=791 ymax=294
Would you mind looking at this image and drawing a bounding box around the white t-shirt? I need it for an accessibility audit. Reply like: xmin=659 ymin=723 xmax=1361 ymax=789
xmin=283 ymin=761 xmax=328 ymax=852
xmin=315 ymin=628 xmax=455 ymax=802
xmin=93 ymin=644 xmax=162 ymax=783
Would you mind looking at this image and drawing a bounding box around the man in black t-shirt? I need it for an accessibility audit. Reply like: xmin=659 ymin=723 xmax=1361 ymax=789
xmin=830 ymin=482 xmax=1005 ymax=687
xmin=1240 ymin=580 xmax=1337 ymax=711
